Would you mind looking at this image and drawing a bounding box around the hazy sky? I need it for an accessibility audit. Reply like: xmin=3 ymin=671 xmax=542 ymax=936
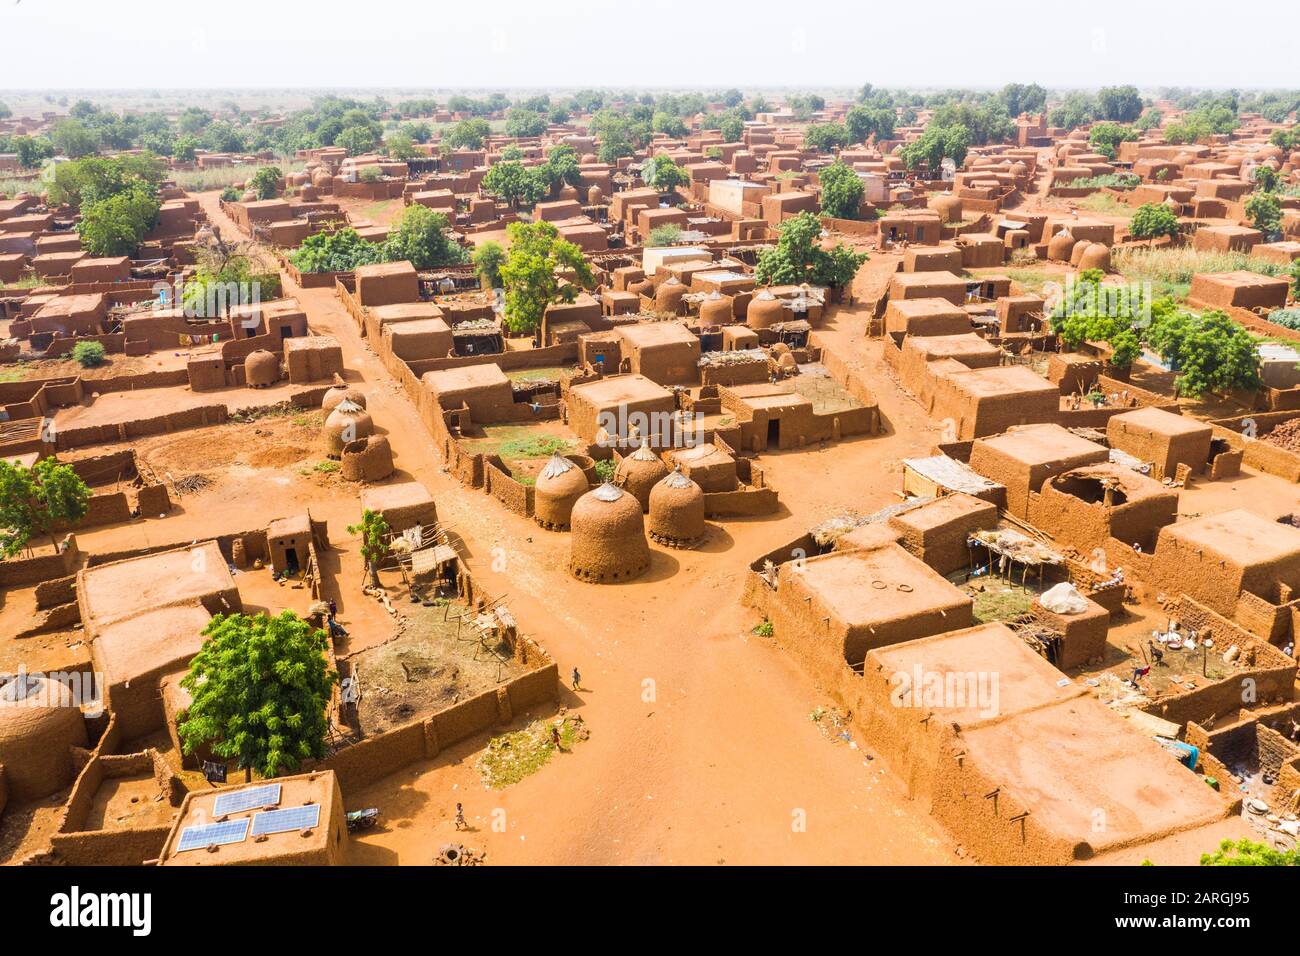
xmin=1 ymin=0 xmax=1296 ymax=91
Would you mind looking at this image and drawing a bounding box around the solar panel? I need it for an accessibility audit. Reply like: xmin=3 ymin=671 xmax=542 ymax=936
xmin=176 ymin=818 xmax=250 ymax=853
xmin=212 ymin=783 xmax=282 ymax=818
xmin=251 ymin=804 xmax=321 ymax=836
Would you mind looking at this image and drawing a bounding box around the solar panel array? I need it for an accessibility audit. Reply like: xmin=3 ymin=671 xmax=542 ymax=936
xmin=176 ymin=818 xmax=250 ymax=853
xmin=212 ymin=783 xmax=282 ymax=818
xmin=251 ymin=804 xmax=321 ymax=836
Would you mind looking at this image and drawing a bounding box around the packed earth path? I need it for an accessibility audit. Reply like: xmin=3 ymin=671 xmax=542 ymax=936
xmin=196 ymin=191 xmax=958 ymax=865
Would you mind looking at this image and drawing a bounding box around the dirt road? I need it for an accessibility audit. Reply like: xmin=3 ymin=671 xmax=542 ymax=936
xmin=198 ymin=191 xmax=957 ymax=865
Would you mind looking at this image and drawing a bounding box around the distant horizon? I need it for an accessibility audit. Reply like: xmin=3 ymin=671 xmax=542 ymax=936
xmin=2 ymin=0 xmax=1298 ymax=90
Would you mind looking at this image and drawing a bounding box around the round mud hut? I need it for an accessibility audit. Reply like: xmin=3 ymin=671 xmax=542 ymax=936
xmin=324 ymin=398 xmax=374 ymax=458
xmin=322 ymin=384 xmax=367 ymax=415
xmin=244 ymin=349 xmax=281 ymax=387
xmin=1047 ymin=229 xmax=1075 ymax=263
xmin=648 ymin=467 xmax=706 ymax=548
xmin=655 ymin=277 xmax=688 ymax=315
xmin=568 ymin=483 xmax=650 ymax=583
xmin=614 ymin=443 xmax=669 ymax=511
xmin=0 ymin=674 xmax=88 ymax=802
xmin=340 ymin=434 xmax=395 ymax=482
xmin=1078 ymin=243 xmax=1112 ymax=273
xmin=534 ymin=452 xmax=589 ymax=531
xmin=748 ymin=290 xmax=786 ymax=330
xmin=698 ymin=291 xmax=734 ymax=326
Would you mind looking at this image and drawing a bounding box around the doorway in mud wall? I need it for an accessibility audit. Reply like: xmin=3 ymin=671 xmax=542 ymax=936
xmin=767 ymin=418 xmax=780 ymax=449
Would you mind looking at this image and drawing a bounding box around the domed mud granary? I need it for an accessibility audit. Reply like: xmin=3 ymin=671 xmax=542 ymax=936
xmin=1047 ymin=229 xmax=1075 ymax=263
xmin=0 ymin=674 xmax=88 ymax=801
xmin=629 ymin=278 xmax=655 ymax=299
xmin=324 ymin=398 xmax=374 ymax=458
xmin=747 ymin=289 xmax=785 ymax=330
xmin=1078 ymin=243 xmax=1112 ymax=273
xmin=699 ymin=291 xmax=733 ymax=326
xmin=648 ymin=467 xmax=705 ymax=548
xmin=568 ymin=483 xmax=650 ymax=583
xmin=614 ymin=443 xmax=668 ymax=511
xmin=534 ymin=452 xmax=589 ymax=531
xmin=340 ymin=434 xmax=395 ymax=482
xmin=245 ymin=349 xmax=281 ymax=387
xmin=322 ymin=384 xmax=367 ymax=415
xmin=655 ymin=277 xmax=687 ymax=315
xmin=1068 ymin=239 xmax=1094 ymax=268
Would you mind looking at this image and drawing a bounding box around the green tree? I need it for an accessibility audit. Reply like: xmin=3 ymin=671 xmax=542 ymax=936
xmin=473 ymin=240 xmax=506 ymax=289
xmin=498 ymin=220 xmax=595 ymax=335
xmin=336 ymin=124 xmax=378 ymax=157
xmin=289 ymin=227 xmax=386 ymax=274
xmin=541 ymin=143 xmax=583 ymax=191
xmin=930 ymin=102 xmax=1013 ymax=146
xmin=77 ymin=184 xmax=161 ymax=257
xmin=997 ymin=83 xmax=1047 ymax=117
xmin=1134 ymin=109 xmax=1163 ymax=132
xmin=179 ymin=611 xmax=337 ymax=781
xmin=818 ymin=161 xmax=864 ymax=219
xmin=754 ymin=211 xmax=867 ymax=288
xmin=481 ymin=160 xmax=548 ymax=208
xmin=1129 ymin=202 xmax=1181 ymax=240
xmin=1143 ymin=307 xmax=1261 ymax=398
xmin=1095 ymin=86 xmax=1144 ymax=123
xmin=1048 ymin=92 xmax=1096 ymax=131
xmin=719 ymin=115 xmax=745 ymax=143
xmin=385 ymin=132 xmax=418 ymax=161
xmin=4 ymin=135 xmax=55 ymax=169
xmin=347 ymin=508 xmax=390 ymax=588
xmin=803 ymin=122 xmax=849 ymax=152
xmin=1252 ymin=164 xmax=1279 ymax=193
xmin=1244 ymin=192 xmax=1282 ymax=236
xmin=651 ymin=111 xmax=688 ymax=138
xmin=899 ymin=124 xmax=970 ymax=171
xmin=1049 ymin=269 xmax=1142 ymax=369
xmin=504 ymin=109 xmax=548 ymax=139
xmin=382 ymin=205 xmax=468 ymax=269
xmin=844 ymin=105 xmax=894 ymax=145
xmin=444 ymin=118 xmax=491 ymax=150
xmin=47 ymin=153 xmax=163 ymax=210
xmin=1088 ymin=122 xmax=1138 ymax=160
xmin=51 ymin=119 xmax=100 ymax=158
xmin=591 ymin=111 xmax=639 ymax=163
xmin=1201 ymin=838 xmax=1300 ymax=866
xmin=643 ymin=155 xmax=690 ymax=194
xmin=0 ymin=456 xmax=90 ymax=556
xmin=249 ymin=165 xmax=282 ymax=201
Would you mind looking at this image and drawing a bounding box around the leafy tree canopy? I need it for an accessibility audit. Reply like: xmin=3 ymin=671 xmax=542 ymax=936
xmin=818 ymin=161 xmax=865 ymax=219
xmin=754 ymin=211 xmax=867 ymax=288
xmin=498 ymin=221 xmax=595 ymax=335
xmin=179 ymin=611 xmax=337 ymax=779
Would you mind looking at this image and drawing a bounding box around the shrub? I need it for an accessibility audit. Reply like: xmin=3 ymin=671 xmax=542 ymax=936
xmin=1267 ymin=307 xmax=1300 ymax=331
xmin=71 ymin=340 xmax=106 ymax=368
xmin=648 ymin=224 xmax=683 ymax=246
xmin=249 ymin=165 xmax=282 ymax=200
xmin=1129 ymin=202 xmax=1181 ymax=240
